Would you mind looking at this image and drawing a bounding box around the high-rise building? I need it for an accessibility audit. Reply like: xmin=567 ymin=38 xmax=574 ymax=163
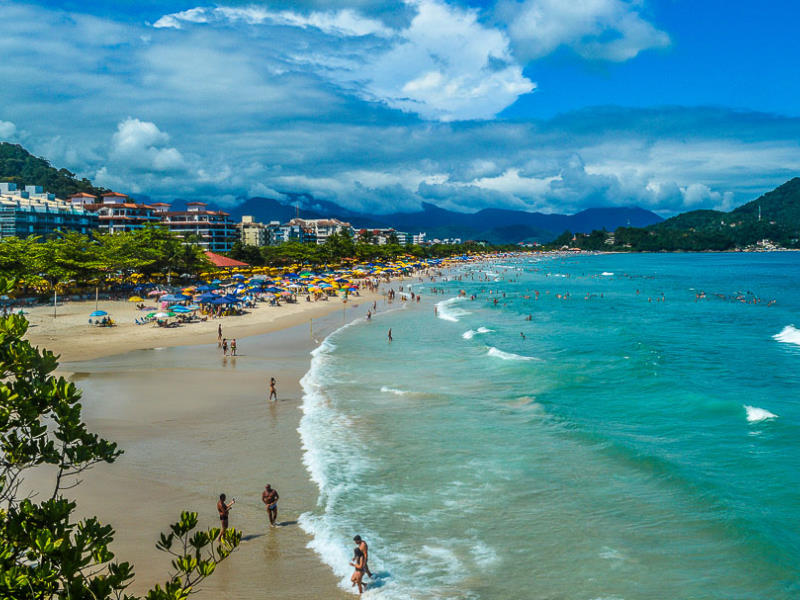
xmin=0 ymin=183 xmax=98 ymax=239
xmin=239 ymin=215 xmax=268 ymax=247
xmin=157 ymin=202 xmax=237 ymax=252
xmin=71 ymin=192 xmax=160 ymax=233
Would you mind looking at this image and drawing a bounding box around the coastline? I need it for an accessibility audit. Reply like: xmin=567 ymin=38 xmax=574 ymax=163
xmin=21 ymin=287 xmax=403 ymax=599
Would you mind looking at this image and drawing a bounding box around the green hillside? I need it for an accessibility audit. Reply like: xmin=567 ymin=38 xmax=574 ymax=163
xmin=554 ymin=177 xmax=800 ymax=251
xmin=0 ymin=142 xmax=109 ymax=199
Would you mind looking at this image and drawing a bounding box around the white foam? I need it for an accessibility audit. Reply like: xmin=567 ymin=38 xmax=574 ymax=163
xmin=744 ymin=405 xmax=778 ymax=423
xmin=487 ymin=347 xmax=540 ymax=361
xmin=380 ymin=386 xmax=408 ymax=396
xmin=601 ymin=271 xmax=614 ymax=276
xmin=773 ymin=325 xmax=800 ymax=346
xmin=436 ymin=296 xmax=470 ymax=322
xmin=462 ymin=326 xmax=493 ymax=340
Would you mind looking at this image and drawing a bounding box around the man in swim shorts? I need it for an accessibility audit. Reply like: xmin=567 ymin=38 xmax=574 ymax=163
xmin=262 ymin=484 xmax=280 ymax=527
xmin=217 ymin=493 xmax=235 ymax=540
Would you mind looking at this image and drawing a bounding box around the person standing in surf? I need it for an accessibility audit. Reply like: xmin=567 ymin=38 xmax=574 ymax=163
xmin=269 ymin=377 xmax=277 ymax=401
xmin=353 ymin=535 xmax=373 ymax=578
xmin=262 ymin=484 xmax=279 ymax=527
xmin=217 ymin=493 xmax=235 ymax=540
xmin=388 ymin=328 xmax=392 ymax=342
xmin=350 ymin=547 xmax=366 ymax=594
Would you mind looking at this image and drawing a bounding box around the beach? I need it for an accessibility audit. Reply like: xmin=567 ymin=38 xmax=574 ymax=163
xmin=22 ymin=289 xmax=389 ymax=599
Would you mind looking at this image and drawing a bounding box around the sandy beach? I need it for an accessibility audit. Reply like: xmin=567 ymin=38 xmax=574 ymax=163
xmin=21 ymin=288 xmax=395 ymax=599
xmin=23 ymin=291 xmax=381 ymax=363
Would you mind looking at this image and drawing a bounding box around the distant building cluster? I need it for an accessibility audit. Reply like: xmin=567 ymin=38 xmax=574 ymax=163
xmin=237 ymin=216 xmax=431 ymax=249
xmin=0 ymin=182 xmax=442 ymax=251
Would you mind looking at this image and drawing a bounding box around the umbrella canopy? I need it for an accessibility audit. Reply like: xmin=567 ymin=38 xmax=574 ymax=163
xmin=128 ymin=296 xmax=143 ymax=302
xmin=170 ymin=305 xmax=193 ymax=313
xmin=153 ymin=311 xmax=175 ymax=318
xmin=211 ymin=279 xmax=222 ymax=284
xmin=147 ymin=290 xmax=165 ymax=296
xmin=264 ymin=286 xmax=283 ymax=293
xmin=89 ymin=310 xmax=108 ymax=317
xmin=160 ymin=293 xmax=188 ymax=302
xmin=231 ymin=274 xmax=246 ymax=280
xmin=197 ymin=292 xmax=218 ymax=302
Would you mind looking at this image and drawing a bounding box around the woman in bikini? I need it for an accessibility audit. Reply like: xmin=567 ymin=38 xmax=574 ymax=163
xmin=350 ymin=547 xmax=366 ymax=594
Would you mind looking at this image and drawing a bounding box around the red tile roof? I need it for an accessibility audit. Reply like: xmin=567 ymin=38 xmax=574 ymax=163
xmin=69 ymin=192 xmax=98 ymax=198
xmin=204 ymin=251 xmax=249 ymax=267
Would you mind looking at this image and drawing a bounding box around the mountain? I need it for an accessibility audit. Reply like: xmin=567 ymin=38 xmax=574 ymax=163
xmin=563 ymin=177 xmax=800 ymax=251
xmin=228 ymin=197 xmax=663 ymax=244
xmin=0 ymin=142 xmax=109 ymax=199
xmin=0 ymin=141 xmax=664 ymax=244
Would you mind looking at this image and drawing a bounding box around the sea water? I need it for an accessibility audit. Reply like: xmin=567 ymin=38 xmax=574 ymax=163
xmin=299 ymin=253 xmax=800 ymax=599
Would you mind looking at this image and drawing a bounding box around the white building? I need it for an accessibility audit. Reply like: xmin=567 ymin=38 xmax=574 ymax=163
xmin=289 ymin=218 xmax=353 ymax=244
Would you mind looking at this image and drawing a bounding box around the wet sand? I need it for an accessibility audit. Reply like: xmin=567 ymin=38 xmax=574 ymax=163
xmin=26 ymin=304 xmax=381 ymax=599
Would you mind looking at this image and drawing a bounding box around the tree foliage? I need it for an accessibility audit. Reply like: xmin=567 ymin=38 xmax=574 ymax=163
xmin=0 ymin=277 xmax=240 ymax=599
xmin=0 ymin=143 xmax=109 ymax=199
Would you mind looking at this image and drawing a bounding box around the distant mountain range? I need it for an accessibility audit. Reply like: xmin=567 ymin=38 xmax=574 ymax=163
xmin=226 ymin=196 xmax=663 ymax=244
xmin=0 ymin=141 xmax=666 ymax=244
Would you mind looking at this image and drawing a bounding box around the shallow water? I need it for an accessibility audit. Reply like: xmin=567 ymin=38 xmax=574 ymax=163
xmin=299 ymin=253 xmax=800 ymax=599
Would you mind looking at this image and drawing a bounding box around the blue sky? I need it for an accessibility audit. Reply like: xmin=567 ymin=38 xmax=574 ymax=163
xmin=0 ymin=0 xmax=798 ymax=215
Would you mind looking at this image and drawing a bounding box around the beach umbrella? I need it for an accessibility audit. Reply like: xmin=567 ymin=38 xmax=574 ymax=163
xmin=231 ymin=274 xmax=245 ymax=280
xmin=160 ymin=293 xmax=188 ymax=302
xmin=185 ymin=304 xmax=200 ymax=310
xmin=170 ymin=306 xmax=192 ymax=313
xmin=147 ymin=289 xmax=164 ymax=296
xmin=153 ymin=311 xmax=175 ymax=318
xmin=89 ymin=310 xmax=108 ymax=317
xmin=128 ymin=296 xmax=143 ymax=302
xmin=197 ymin=292 xmax=218 ymax=303
xmin=211 ymin=279 xmax=222 ymax=285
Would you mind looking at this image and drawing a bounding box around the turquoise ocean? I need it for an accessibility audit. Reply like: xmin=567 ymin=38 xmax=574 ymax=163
xmin=298 ymin=253 xmax=800 ymax=599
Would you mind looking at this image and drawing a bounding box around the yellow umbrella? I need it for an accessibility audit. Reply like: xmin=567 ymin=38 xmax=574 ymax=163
xmin=128 ymin=296 xmax=143 ymax=302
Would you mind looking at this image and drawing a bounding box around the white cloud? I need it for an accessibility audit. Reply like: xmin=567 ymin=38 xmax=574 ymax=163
xmin=0 ymin=120 xmax=17 ymax=139
xmin=336 ymin=0 xmax=535 ymax=120
xmin=499 ymin=0 xmax=669 ymax=61
xmin=151 ymin=0 xmax=535 ymax=121
xmin=110 ymin=118 xmax=187 ymax=173
xmin=154 ymin=5 xmax=392 ymax=37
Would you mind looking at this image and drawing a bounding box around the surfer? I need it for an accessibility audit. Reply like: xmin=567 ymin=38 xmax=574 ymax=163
xmin=262 ymin=484 xmax=280 ymax=527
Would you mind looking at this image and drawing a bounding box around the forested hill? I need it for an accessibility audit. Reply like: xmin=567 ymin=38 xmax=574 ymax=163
xmin=0 ymin=142 xmax=108 ymax=199
xmin=555 ymin=177 xmax=800 ymax=251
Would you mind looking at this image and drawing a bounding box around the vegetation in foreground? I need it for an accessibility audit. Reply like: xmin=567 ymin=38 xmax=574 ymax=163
xmin=0 ymin=277 xmax=241 ymax=599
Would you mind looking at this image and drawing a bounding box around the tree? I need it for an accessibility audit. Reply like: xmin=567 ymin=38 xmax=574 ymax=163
xmin=0 ymin=277 xmax=240 ymax=599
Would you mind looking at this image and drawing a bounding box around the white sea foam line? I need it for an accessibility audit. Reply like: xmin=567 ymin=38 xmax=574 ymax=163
xmin=744 ymin=405 xmax=778 ymax=423
xmin=486 ymin=346 xmax=540 ymax=361
xmin=601 ymin=271 xmax=614 ymax=276
xmin=773 ymin=325 xmax=800 ymax=347
xmin=462 ymin=326 xmax=493 ymax=340
xmin=380 ymin=386 xmax=408 ymax=396
xmin=436 ymin=296 xmax=470 ymax=322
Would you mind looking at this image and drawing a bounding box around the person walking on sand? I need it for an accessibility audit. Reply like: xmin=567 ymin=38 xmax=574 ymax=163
xmin=268 ymin=377 xmax=277 ymax=401
xmin=350 ymin=547 xmax=366 ymax=594
xmin=218 ymin=323 xmax=222 ymax=342
xmin=353 ymin=535 xmax=373 ymax=578
xmin=231 ymin=338 xmax=237 ymax=356
xmin=217 ymin=493 xmax=235 ymax=540
xmin=222 ymin=338 xmax=228 ymax=356
xmin=262 ymin=484 xmax=280 ymax=527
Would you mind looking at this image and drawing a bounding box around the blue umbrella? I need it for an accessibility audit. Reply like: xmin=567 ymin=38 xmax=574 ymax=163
xmin=210 ymin=297 xmax=230 ymax=305
xmin=159 ymin=294 xmax=185 ymax=302
xmin=284 ymin=273 xmax=299 ymax=279
xmin=197 ymin=292 xmax=217 ymax=302
xmin=231 ymin=274 xmax=245 ymax=280
xmin=89 ymin=310 xmax=107 ymax=317
xmin=211 ymin=279 xmax=222 ymax=285
xmin=170 ymin=306 xmax=192 ymax=313
xmin=197 ymin=284 xmax=215 ymax=291
xmin=265 ymin=286 xmax=283 ymax=293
